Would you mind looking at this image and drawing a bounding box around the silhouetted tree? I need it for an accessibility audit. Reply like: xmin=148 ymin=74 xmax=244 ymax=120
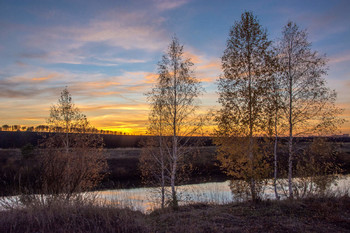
xmin=276 ymin=22 xmax=344 ymax=199
xmin=141 ymin=37 xmax=203 ymax=208
xmin=215 ymin=11 xmax=275 ymax=201
xmin=12 ymin=125 xmax=21 ymax=131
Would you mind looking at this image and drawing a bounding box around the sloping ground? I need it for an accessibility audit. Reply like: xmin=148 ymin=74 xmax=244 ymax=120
xmin=150 ymin=197 xmax=350 ymax=232
xmin=1 ymin=197 xmax=349 ymax=232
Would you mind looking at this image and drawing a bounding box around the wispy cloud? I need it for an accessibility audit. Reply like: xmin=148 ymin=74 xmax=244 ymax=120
xmin=80 ymin=103 xmax=149 ymax=112
xmin=183 ymin=48 xmax=221 ymax=83
xmin=32 ymin=74 xmax=57 ymax=82
xmin=21 ymin=10 xmax=169 ymax=67
xmin=0 ymin=71 xmax=62 ymax=98
xmin=153 ymin=0 xmax=190 ymax=11
xmin=329 ymin=53 xmax=350 ymax=64
xmin=72 ymin=15 xmax=166 ymax=51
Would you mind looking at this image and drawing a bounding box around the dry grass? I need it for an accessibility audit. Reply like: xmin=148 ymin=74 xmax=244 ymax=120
xmin=0 ymin=202 xmax=148 ymax=233
xmin=1 ymin=195 xmax=349 ymax=233
xmin=149 ymin=196 xmax=350 ymax=232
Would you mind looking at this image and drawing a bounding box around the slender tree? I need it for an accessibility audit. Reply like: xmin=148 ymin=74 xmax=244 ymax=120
xmin=140 ymin=92 xmax=168 ymax=209
xmin=142 ymin=37 xmax=203 ymax=208
xmin=47 ymin=87 xmax=87 ymax=153
xmin=40 ymin=87 xmax=107 ymax=201
xmin=277 ymin=22 xmax=343 ymax=199
xmin=215 ymin=11 xmax=274 ymax=201
xmin=264 ymin=69 xmax=285 ymax=200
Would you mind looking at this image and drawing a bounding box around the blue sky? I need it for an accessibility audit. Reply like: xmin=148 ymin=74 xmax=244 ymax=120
xmin=0 ymin=0 xmax=349 ymax=133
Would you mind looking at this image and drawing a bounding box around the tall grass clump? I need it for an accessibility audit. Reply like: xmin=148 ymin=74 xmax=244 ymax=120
xmin=0 ymin=200 xmax=148 ymax=233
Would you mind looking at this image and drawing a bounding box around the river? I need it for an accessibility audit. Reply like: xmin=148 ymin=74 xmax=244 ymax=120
xmin=94 ymin=175 xmax=350 ymax=213
xmin=1 ymin=175 xmax=348 ymax=213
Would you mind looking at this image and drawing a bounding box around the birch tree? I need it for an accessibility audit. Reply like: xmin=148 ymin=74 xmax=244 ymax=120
xmin=277 ymin=22 xmax=343 ymax=199
xmin=40 ymin=87 xmax=107 ymax=201
xmin=140 ymin=93 xmax=168 ymax=209
xmin=265 ymin=71 xmax=285 ymax=200
xmin=47 ymin=87 xmax=87 ymax=153
xmin=215 ymin=11 xmax=274 ymax=201
xmin=141 ymin=37 xmax=203 ymax=208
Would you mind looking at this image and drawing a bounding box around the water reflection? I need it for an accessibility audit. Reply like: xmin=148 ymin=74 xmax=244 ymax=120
xmin=96 ymin=181 xmax=234 ymax=212
xmin=95 ymin=175 xmax=350 ymax=213
xmin=2 ymin=176 xmax=348 ymax=213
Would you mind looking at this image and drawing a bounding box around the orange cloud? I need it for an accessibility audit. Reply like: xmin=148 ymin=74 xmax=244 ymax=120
xmin=198 ymin=60 xmax=221 ymax=70
xmin=32 ymin=74 xmax=57 ymax=82
xmin=144 ymin=73 xmax=158 ymax=84
xmin=184 ymin=51 xmax=202 ymax=64
xmin=79 ymin=81 xmax=120 ymax=89
xmin=89 ymin=91 xmax=120 ymax=97
xmin=199 ymin=76 xmax=217 ymax=82
xmin=182 ymin=51 xmax=221 ymax=83
xmin=80 ymin=104 xmax=149 ymax=112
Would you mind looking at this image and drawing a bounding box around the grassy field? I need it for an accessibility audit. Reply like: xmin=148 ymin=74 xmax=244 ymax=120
xmin=1 ymin=196 xmax=349 ymax=232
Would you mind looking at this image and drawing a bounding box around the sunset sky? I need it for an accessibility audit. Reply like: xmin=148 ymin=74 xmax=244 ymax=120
xmin=0 ymin=0 xmax=349 ymax=134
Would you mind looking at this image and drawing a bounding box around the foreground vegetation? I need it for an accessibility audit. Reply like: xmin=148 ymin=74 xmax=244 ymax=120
xmin=1 ymin=196 xmax=349 ymax=233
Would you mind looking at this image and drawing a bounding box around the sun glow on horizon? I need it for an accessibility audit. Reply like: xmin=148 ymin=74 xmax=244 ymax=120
xmin=0 ymin=1 xmax=349 ymax=135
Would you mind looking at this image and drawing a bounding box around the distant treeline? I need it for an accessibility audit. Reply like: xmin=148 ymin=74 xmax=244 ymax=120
xmin=0 ymin=131 xmax=214 ymax=148
xmin=0 ymin=131 xmax=146 ymax=148
xmin=0 ymin=124 xmax=130 ymax=135
xmin=0 ymin=131 xmax=349 ymax=149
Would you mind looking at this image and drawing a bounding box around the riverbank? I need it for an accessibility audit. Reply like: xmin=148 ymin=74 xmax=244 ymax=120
xmin=1 ymin=196 xmax=349 ymax=232
xmin=1 ymin=142 xmax=350 ymax=196
xmin=0 ymin=147 xmax=225 ymax=196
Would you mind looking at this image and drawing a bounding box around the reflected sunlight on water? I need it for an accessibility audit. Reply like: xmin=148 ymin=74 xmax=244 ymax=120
xmin=2 ymin=175 xmax=349 ymax=213
xmin=94 ymin=175 xmax=350 ymax=213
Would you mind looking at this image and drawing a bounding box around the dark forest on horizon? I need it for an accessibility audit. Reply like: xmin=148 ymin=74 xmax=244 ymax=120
xmin=0 ymin=130 xmax=349 ymax=149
